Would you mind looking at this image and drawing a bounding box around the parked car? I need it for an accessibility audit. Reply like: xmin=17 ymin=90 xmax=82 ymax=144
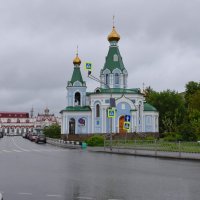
xmin=29 ymin=133 xmax=38 ymax=142
xmin=22 ymin=132 xmax=27 ymax=138
xmin=35 ymin=134 xmax=46 ymax=143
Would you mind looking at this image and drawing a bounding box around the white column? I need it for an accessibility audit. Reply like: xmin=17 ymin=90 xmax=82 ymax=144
xmin=120 ymin=74 xmax=123 ymax=88
xmin=101 ymin=107 xmax=104 ymax=133
xmin=91 ymin=107 xmax=94 ymax=133
xmin=88 ymin=115 xmax=90 ymax=134
xmin=131 ymin=113 xmax=134 ymax=133
xmin=64 ymin=115 xmax=67 ymax=134
xmin=152 ymin=115 xmax=156 ymax=132
xmin=104 ymin=108 xmax=107 ymax=133
xmin=113 ymin=109 xmax=116 ymax=133
xmin=110 ymin=74 xmax=113 ymax=88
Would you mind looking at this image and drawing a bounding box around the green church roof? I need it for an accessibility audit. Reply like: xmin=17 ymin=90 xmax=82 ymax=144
xmin=60 ymin=106 xmax=91 ymax=113
xmin=86 ymin=88 xmax=141 ymax=96
xmin=144 ymin=103 xmax=157 ymax=112
xmin=103 ymin=46 xmax=125 ymax=72
xmin=68 ymin=67 xmax=84 ymax=85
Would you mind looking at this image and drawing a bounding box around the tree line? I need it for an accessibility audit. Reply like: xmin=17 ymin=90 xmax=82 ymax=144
xmin=145 ymin=81 xmax=200 ymax=141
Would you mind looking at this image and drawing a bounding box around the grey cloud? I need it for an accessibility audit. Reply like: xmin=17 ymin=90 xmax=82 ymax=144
xmin=0 ymin=0 xmax=200 ymax=113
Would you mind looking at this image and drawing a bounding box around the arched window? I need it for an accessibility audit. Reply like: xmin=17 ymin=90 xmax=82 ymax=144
xmin=115 ymin=73 xmax=119 ymax=84
xmin=69 ymin=118 xmax=75 ymax=134
xmin=105 ymin=74 xmax=109 ymax=85
xmin=113 ymin=54 xmax=118 ymax=61
xmin=7 ymin=119 xmax=11 ymax=123
xmin=74 ymin=92 xmax=81 ymax=106
xmin=17 ymin=119 xmax=20 ymax=123
xmin=96 ymin=104 xmax=100 ymax=117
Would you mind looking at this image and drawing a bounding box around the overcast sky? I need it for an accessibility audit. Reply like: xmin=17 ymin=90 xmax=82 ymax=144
xmin=0 ymin=0 xmax=200 ymax=115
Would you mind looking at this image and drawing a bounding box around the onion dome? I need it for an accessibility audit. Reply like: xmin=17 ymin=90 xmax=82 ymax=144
xmin=73 ymin=54 xmax=81 ymax=65
xmin=108 ymin=26 xmax=120 ymax=42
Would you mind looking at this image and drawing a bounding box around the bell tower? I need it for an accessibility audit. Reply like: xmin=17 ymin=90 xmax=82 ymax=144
xmin=100 ymin=19 xmax=128 ymax=89
xmin=66 ymin=49 xmax=87 ymax=107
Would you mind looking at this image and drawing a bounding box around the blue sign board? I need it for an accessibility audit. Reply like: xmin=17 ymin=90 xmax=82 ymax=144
xmin=84 ymin=62 xmax=92 ymax=71
xmin=123 ymin=122 xmax=130 ymax=130
xmin=107 ymin=108 xmax=116 ymax=118
xmin=125 ymin=115 xmax=131 ymax=122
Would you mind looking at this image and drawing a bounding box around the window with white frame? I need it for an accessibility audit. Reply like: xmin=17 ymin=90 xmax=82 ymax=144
xmin=105 ymin=74 xmax=109 ymax=85
xmin=115 ymin=73 xmax=119 ymax=84
xmin=113 ymin=54 xmax=118 ymax=61
xmin=96 ymin=104 xmax=100 ymax=117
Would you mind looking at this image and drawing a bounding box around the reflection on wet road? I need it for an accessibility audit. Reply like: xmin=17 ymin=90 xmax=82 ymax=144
xmin=0 ymin=136 xmax=200 ymax=200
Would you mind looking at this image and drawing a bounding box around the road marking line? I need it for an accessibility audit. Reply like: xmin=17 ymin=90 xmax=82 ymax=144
xmin=108 ymin=199 xmax=124 ymax=200
xmin=18 ymin=192 xmax=32 ymax=195
xmin=11 ymin=137 xmax=30 ymax=151
xmin=32 ymin=149 xmax=41 ymax=152
xmin=2 ymin=150 xmax=12 ymax=153
xmin=76 ymin=197 xmax=95 ymax=200
xmin=21 ymin=149 xmax=31 ymax=152
xmin=13 ymin=149 xmax=22 ymax=152
xmin=46 ymin=194 xmax=62 ymax=197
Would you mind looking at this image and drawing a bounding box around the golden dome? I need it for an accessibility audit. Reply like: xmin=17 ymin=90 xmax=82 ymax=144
xmin=73 ymin=54 xmax=81 ymax=65
xmin=108 ymin=26 xmax=120 ymax=42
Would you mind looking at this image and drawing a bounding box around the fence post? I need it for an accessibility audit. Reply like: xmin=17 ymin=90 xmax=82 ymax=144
xmin=155 ymin=139 xmax=157 ymax=156
xmin=104 ymin=134 xmax=105 ymax=151
xmin=178 ymin=141 xmax=181 ymax=158
xmin=134 ymin=139 xmax=137 ymax=154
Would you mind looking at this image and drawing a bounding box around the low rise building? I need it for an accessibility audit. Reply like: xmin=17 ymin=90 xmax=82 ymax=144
xmin=0 ymin=112 xmax=34 ymax=134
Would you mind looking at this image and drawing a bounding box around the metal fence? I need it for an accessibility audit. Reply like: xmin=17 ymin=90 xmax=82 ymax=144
xmin=104 ymin=139 xmax=200 ymax=159
xmin=46 ymin=137 xmax=81 ymax=149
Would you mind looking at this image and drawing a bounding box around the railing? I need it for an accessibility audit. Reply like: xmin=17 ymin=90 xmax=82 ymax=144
xmin=104 ymin=139 xmax=200 ymax=158
xmin=46 ymin=137 xmax=82 ymax=149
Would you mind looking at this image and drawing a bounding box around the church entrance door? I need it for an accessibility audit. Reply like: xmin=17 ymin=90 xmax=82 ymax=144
xmin=69 ymin=118 xmax=75 ymax=134
xmin=119 ymin=116 xmax=127 ymax=135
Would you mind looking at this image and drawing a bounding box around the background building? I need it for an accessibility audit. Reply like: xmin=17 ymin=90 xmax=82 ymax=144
xmin=0 ymin=108 xmax=60 ymax=135
xmin=35 ymin=107 xmax=60 ymax=130
xmin=0 ymin=112 xmax=34 ymax=135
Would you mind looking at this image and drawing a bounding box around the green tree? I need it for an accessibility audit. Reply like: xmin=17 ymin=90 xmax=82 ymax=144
xmin=146 ymin=88 xmax=186 ymax=133
xmin=188 ymin=90 xmax=200 ymax=111
xmin=177 ymin=81 xmax=200 ymax=140
xmin=43 ymin=124 xmax=61 ymax=138
xmin=185 ymin=81 xmax=200 ymax=107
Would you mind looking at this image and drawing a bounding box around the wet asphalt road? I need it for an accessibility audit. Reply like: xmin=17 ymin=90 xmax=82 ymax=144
xmin=0 ymin=136 xmax=200 ymax=200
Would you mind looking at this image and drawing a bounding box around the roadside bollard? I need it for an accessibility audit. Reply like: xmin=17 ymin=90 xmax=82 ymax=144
xmin=178 ymin=141 xmax=181 ymax=158
xmin=155 ymin=139 xmax=157 ymax=156
xmin=82 ymin=142 xmax=87 ymax=149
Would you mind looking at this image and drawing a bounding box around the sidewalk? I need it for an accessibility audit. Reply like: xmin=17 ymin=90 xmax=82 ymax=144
xmin=88 ymin=146 xmax=200 ymax=161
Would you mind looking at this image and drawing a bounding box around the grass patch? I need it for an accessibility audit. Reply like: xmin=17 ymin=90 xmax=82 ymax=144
xmin=105 ymin=140 xmax=200 ymax=153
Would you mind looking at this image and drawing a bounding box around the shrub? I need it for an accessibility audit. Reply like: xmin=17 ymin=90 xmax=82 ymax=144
xmin=144 ymin=136 xmax=156 ymax=140
xmin=85 ymin=135 xmax=104 ymax=146
xmin=43 ymin=124 xmax=61 ymax=139
xmin=163 ymin=132 xmax=183 ymax=142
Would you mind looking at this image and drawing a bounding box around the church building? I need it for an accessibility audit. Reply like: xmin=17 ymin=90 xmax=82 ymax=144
xmin=60 ymin=25 xmax=159 ymax=135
